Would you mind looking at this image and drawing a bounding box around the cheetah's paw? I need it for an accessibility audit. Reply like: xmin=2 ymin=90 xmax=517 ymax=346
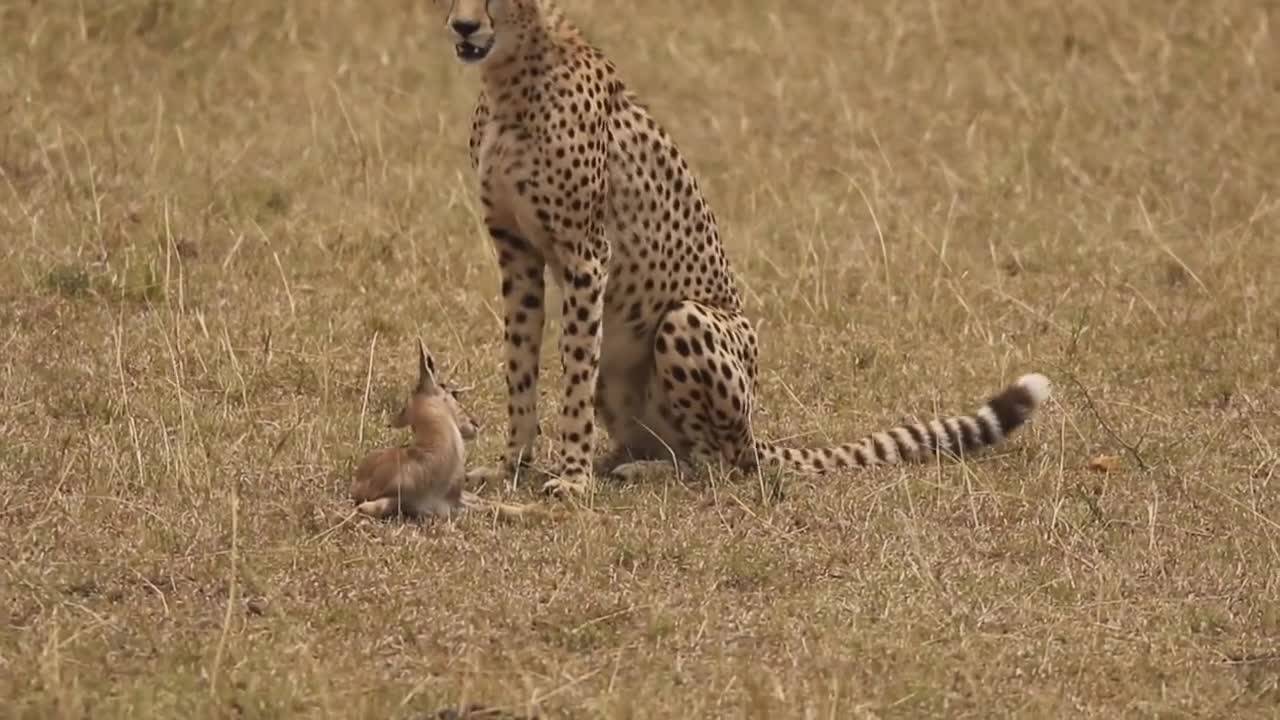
xmin=606 ymin=460 xmax=678 ymax=483
xmin=541 ymin=472 xmax=592 ymax=498
xmin=466 ymin=461 xmax=547 ymax=491
xmin=465 ymin=465 xmax=506 ymax=487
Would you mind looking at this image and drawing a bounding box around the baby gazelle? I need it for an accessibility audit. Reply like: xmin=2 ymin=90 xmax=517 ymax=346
xmin=351 ymin=339 xmax=558 ymax=522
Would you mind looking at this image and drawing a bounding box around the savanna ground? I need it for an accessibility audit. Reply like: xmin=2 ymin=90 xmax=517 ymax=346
xmin=2 ymin=1 xmax=1279 ymax=717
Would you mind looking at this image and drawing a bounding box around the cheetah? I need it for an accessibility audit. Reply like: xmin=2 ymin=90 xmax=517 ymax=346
xmin=434 ymin=0 xmax=1051 ymax=495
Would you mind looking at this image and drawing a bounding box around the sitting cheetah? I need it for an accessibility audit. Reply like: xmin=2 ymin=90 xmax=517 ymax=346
xmin=434 ymin=0 xmax=1051 ymax=495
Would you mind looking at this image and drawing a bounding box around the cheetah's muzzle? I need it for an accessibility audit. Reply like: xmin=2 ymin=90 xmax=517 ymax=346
xmin=455 ymin=40 xmax=492 ymax=63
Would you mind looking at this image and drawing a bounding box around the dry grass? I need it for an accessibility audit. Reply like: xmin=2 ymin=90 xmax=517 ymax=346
xmin=3 ymin=0 xmax=1279 ymax=717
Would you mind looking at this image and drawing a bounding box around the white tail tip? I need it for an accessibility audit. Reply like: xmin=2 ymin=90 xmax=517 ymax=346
xmin=1015 ymin=373 xmax=1052 ymax=405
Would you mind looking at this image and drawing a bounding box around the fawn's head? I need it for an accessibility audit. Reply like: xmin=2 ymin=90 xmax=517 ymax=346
xmin=390 ymin=338 xmax=479 ymax=441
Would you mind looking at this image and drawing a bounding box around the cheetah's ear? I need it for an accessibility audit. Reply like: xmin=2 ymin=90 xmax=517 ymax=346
xmin=416 ymin=337 xmax=440 ymax=394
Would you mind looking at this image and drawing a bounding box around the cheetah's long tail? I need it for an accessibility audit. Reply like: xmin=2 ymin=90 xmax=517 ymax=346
xmin=749 ymin=373 xmax=1051 ymax=473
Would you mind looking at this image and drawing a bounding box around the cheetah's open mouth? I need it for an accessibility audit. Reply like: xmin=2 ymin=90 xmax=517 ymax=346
xmin=455 ymin=40 xmax=492 ymax=63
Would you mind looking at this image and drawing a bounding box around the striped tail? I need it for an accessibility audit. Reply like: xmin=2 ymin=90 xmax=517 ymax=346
xmin=750 ymin=373 xmax=1051 ymax=473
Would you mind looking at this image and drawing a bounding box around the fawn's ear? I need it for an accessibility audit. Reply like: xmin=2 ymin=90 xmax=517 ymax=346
xmin=417 ymin=337 xmax=440 ymax=393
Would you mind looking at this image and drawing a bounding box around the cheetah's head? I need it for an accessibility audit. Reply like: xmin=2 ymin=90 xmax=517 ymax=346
xmin=438 ymin=0 xmax=518 ymax=66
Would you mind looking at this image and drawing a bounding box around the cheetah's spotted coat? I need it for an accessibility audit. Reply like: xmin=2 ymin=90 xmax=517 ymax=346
xmin=435 ymin=0 xmax=1051 ymax=495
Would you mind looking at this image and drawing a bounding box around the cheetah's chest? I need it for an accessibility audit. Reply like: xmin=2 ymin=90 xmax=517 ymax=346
xmin=475 ymin=123 xmax=576 ymax=275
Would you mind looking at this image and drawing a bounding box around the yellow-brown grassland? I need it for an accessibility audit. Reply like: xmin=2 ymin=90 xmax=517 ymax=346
xmin=2 ymin=1 xmax=1278 ymax=717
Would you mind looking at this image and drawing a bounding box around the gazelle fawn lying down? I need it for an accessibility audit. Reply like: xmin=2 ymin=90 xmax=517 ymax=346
xmin=351 ymin=338 xmax=561 ymax=522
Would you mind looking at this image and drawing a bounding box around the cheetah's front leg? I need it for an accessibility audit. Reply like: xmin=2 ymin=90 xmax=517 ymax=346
xmin=470 ymin=227 xmax=546 ymax=488
xmin=544 ymin=254 xmax=608 ymax=497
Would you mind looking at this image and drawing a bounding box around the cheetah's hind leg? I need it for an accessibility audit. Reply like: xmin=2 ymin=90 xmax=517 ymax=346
xmin=647 ymin=301 xmax=761 ymax=471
